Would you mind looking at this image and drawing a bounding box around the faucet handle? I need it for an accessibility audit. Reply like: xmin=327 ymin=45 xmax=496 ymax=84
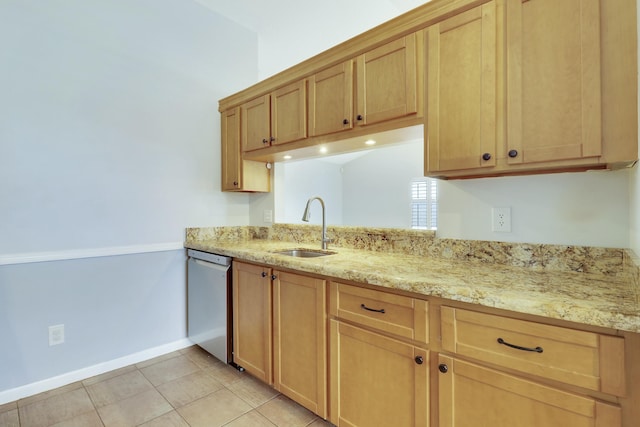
xmin=322 ymin=235 xmax=332 ymax=247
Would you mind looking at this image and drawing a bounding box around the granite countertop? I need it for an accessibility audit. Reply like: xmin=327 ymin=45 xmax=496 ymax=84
xmin=185 ymin=232 xmax=640 ymax=335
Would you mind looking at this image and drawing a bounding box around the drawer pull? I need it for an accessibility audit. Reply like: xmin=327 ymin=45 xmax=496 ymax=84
xmin=497 ymin=338 xmax=543 ymax=353
xmin=360 ymin=303 xmax=385 ymax=314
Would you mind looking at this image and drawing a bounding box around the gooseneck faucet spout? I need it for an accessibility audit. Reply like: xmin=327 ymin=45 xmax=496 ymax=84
xmin=302 ymin=196 xmax=329 ymax=250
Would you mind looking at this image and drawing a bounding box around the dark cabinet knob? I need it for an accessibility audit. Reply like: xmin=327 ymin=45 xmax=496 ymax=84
xmin=508 ymin=149 xmax=518 ymax=158
xmin=482 ymin=153 xmax=492 ymax=161
xmin=270 ymin=137 xmax=275 ymax=142
xmin=356 ymin=114 xmax=363 ymax=121
xmin=415 ymin=356 xmax=424 ymax=365
xmin=233 ymin=181 xmax=238 ymax=186
xmin=271 ymin=274 xmax=277 ymax=280
xmin=343 ymin=119 xmax=349 ymax=125
xmin=262 ymin=139 xmax=268 ymax=144
xmin=261 ymin=272 xmax=267 ymax=278
xmin=438 ymin=364 xmax=448 ymax=373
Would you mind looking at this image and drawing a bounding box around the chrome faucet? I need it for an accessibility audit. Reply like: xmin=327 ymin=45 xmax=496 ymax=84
xmin=301 ymin=196 xmax=329 ymax=250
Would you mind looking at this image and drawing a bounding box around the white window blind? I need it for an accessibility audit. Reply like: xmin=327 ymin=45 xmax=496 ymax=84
xmin=411 ymin=178 xmax=438 ymax=230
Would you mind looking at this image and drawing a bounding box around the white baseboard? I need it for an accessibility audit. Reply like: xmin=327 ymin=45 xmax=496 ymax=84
xmin=0 ymin=338 xmax=194 ymax=405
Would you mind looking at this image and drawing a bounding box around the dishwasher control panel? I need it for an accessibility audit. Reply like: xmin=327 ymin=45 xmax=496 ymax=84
xmin=187 ymin=249 xmax=231 ymax=266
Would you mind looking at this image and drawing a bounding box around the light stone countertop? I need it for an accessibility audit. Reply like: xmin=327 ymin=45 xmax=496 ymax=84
xmin=185 ymin=238 xmax=640 ymax=334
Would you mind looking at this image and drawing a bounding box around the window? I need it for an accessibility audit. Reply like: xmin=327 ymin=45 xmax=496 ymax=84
xmin=411 ymin=178 xmax=438 ymax=230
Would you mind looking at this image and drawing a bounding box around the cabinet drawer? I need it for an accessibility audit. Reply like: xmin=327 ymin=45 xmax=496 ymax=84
xmin=441 ymin=307 xmax=625 ymax=396
xmin=330 ymin=282 xmax=428 ymax=344
xmin=437 ymin=355 xmax=621 ymax=427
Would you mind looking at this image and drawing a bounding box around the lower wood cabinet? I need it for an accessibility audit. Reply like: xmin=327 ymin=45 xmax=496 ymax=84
xmin=330 ymin=320 xmax=429 ymax=426
xmin=232 ymin=262 xmax=272 ymax=383
xmin=233 ymin=262 xmax=634 ymax=426
xmin=437 ymin=354 xmax=621 ymax=427
xmin=329 ymin=281 xmax=430 ymax=426
xmin=232 ymin=262 xmax=327 ymax=417
xmin=273 ymin=270 xmax=327 ymax=418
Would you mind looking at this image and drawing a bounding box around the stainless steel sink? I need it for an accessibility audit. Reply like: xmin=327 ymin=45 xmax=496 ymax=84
xmin=275 ymin=249 xmax=336 ymax=258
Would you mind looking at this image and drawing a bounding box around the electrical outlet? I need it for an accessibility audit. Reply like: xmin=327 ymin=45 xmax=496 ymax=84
xmin=49 ymin=324 xmax=65 ymax=346
xmin=263 ymin=210 xmax=273 ymax=223
xmin=492 ymin=207 xmax=512 ymax=232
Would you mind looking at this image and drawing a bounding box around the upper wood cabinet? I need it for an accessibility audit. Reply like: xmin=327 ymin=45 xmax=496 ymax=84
xmin=221 ymin=107 xmax=270 ymax=192
xmin=506 ymin=0 xmax=601 ymax=166
xmin=356 ymin=34 xmax=419 ymax=126
xmin=220 ymin=0 xmax=636 ymax=178
xmin=308 ymin=61 xmax=354 ymax=137
xmin=425 ymin=2 xmax=498 ymax=173
xmin=241 ymin=80 xmax=307 ymax=152
xmin=426 ymin=0 xmax=637 ymax=178
xmin=308 ymin=33 xmax=421 ymax=139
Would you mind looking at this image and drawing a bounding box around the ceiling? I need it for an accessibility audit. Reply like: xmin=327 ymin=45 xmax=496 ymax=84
xmin=193 ymin=0 xmax=430 ymax=34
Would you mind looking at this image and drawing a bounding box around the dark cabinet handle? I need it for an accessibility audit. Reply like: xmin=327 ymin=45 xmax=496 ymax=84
xmin=270 ymin=137 xmax=275 ymax=142
xmin=233 ymin=181 xmax=238 ymax=186
xmin=360 ymin=303 xmax=385 ymax=314
xmin=271 ymin=274 xmax=277 ymax=280
xmin=261 ymin=272 xmax=267 ymax=278
xmin=438 ymin=364 xmax=448 ymax=373
xmin=356 ymin=114 xmax=363 ymax=121
xmin=508 ymin=149 xmax=518 ymax=158
xmin=415 ymin=356 xmax=424 ymax=365
xmin=497 ymin=337 xmax=543 ymax=353
xmin=343 ymin=119 xmax=349 ymax=125
xmin=262 ymin=138 xmax=268 ymax=144
xmin=482 ymin=153 xmax=492 ymax=161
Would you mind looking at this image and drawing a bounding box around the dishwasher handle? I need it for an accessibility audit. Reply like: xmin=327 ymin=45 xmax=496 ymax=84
xmin=190 ymin=258 xmax=231 ymax=273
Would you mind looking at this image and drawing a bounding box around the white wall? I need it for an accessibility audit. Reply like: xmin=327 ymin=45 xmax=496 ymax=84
xmin=438 ymin=170 xmax=631 ymax=247
xmin=0 ymin=251 xmax=186 ymax=394
xmin=275 ymin=161 xmax=344 ymax=225
xmin=256 ymin=0 xmax=409 ymax=79
xmin=342 ymin=142 xmax=423 ymax=228
xmin=277 ymin=142 xmax=631 ymax=247
xmin=0 ymin=0 xmax=258 ymax=400
xmin=0 ymin=0 xmax=257 ymax=254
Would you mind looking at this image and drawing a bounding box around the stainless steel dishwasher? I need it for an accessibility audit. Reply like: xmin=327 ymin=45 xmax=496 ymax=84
xmin=187 ymin=249 xmax=232 ymax=364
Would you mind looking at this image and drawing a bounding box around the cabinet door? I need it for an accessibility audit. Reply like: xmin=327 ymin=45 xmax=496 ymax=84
xmin=273 ymin=271 xmax=327 ymax=418
xmin=308 ymin=61 xmax=354 ymax=137
xmin=438 ymin=355 xmax=621 ymax=427
xmin=330 ymin=320 xmax=429 ymax=426
xmin=241 ymin=94 xmax=271 ymax=152
xmin=232 ymin=262 xmax=272 ymax=383
xmin=221 ymin=108 xmax=270 ymax=192
xmin=221 ymin=107 xmax=242 ymax=191
xmin=272 ymin=80 xmax=307 ymax=145
xmin=356 ymin=34 xmax=418 ymax=126
xmin=426 ymin=2 xmax=497 ymax=173
xmin=507 ymin=0 xmax=601 ymax=165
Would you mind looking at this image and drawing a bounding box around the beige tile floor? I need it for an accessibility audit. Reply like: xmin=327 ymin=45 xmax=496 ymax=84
xmin=0 ymin=346 xmax=333 ymax=427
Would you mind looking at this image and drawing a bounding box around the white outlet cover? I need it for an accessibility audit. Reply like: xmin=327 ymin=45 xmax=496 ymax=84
xmin=49 ymin=324 xmax=65 ymax=346
xmin=491 ymin=207 xmax=512 ymax=232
